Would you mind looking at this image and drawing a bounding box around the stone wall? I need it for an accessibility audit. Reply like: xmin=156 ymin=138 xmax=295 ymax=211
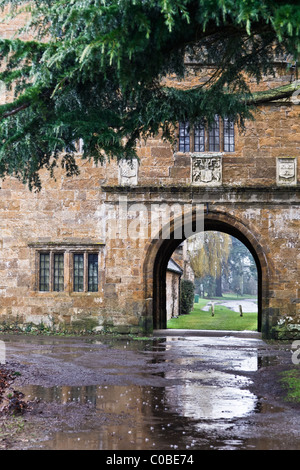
xmin=0 ymin=100 xmax=299 ymax=337
xmin=0 ymin=12 xmax=299 ymax=338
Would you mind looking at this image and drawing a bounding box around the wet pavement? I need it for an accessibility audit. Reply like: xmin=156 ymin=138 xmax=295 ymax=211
xmin=1 ymin=331 xmax=300 ymax=450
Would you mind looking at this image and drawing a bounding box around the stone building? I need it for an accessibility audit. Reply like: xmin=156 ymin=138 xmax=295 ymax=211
xmin=0 ymin=14 xmax=299 ymax=338
xmin=166 ymin=241 xmax=195 ymax=321
xmin=166 ymin=258 xmax=183 ymax=321
xmin=172 ymin=242 xmax=195 ymax=284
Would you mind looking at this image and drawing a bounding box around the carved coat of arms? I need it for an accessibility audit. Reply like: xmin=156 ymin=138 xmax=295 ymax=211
xmin=119 ymin=159 xmax=139 ymax=186
xmin=192 ymin=154 xmax=222 ymax=186
xmin=276 ymin=158 xmax=297 ymax=186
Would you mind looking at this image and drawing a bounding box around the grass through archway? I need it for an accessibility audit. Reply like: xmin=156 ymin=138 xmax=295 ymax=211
xmin=150 ymin=211 xmax=266 ymax=333
xmin=167 ymin=295 xmax=258 ymax=331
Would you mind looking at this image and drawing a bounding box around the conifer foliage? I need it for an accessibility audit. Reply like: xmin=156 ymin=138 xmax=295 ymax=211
xmin=0 ymin=0 xmax=299 ymax=189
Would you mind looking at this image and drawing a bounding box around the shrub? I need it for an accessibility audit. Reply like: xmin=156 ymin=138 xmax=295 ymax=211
xmin=180 ymin=279 xmax=195 ymax=315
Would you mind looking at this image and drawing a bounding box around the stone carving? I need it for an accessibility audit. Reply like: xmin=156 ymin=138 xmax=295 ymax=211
xmin=119 ymin=159 xmax=139 ymax=186
xmin=276 ymin=157 xmax=297 ymax=186
xmin=191 ymin=153 xmax=222 ymax=186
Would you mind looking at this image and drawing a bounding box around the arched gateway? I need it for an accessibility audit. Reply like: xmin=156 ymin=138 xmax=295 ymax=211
xmin=102 ymin=182 xmax=299 ymax=340
xmin=144 ymin=207 xmax=269 ymax=336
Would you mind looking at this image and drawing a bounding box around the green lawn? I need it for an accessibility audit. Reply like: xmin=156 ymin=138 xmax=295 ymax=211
xmin=280 ymin=369 xmax=300 ymax=403
xmin=167 ymin=300 xmax=258 ymax=331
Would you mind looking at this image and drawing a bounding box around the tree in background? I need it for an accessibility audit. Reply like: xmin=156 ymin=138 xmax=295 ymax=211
xmin=0 ymin=0 xmax=299 ymax=189
xmin=227 ymin=237 xmax=258 ymax=296
xmin=188 ymin=231 xmax=232 ymax=297
xmin=188 ymin=232 xmax=257 ymax=298
xmin=180 ymin=279 xmax=195 ymax=315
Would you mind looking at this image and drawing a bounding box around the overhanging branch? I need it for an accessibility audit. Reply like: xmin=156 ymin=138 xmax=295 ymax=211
xmin=0 ymin=81 xmax=299 ymax=124
xmin=1 ymin=102 xmax=30 ymax=118
xmin=245 ymin=82 xmax=300 ymax=105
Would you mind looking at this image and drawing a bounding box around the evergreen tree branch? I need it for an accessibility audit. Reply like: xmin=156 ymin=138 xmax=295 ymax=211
xmin=1 ymin=101 xmax=30 ymax=117
xmin=0 ymin=0 xmax=299 ymax=189
xmin=245 ymin=82 xmax=300 ymax=105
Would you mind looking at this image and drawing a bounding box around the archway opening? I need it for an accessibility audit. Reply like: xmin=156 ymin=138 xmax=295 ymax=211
xmin=152 ymin=215 xmax=263 ymax=333
xmin=166 ymin=231 xmax=258 ymax=331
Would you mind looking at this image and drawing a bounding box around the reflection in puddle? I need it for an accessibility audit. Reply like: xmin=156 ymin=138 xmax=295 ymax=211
xmin=6 ymin=333 xmax=296 ymax=450
xmin=171 ymin=385 xmax=256 ymax=422
xmin=164 ymin=370 xmax=256 ymax=421
xmin=21 ymin=376 xmax=256 ymax=419
xmin=20 ymin=373 xmax=258 ymax=450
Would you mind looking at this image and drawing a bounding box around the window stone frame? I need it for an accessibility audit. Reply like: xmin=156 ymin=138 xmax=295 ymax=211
xmin=29 ymin=242 xmax=104 ymax=294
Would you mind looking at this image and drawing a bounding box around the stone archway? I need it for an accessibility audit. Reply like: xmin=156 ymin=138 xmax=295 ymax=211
xmin=144 ymin=210 xmax=271 ymax=337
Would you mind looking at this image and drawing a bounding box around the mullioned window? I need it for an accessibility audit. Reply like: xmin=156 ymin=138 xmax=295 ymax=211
xmin=178 ymin=116 xmax=235 ymax=153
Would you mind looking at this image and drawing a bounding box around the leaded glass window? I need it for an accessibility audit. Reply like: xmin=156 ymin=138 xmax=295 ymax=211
xmin=54 ymin=253 xmax=64 ymax=292
xmin=88 ymin=254 xmax=98 ymax=292
xmin=223 ymin=117 xmax=235 ymax=152
xmin=178 ymin=116 xmax=234 ymax=152
xmin=178 ymin=121 xmax=190 ymax=152
xmin=208 ymin=115 xmax=220 ymax=151
xmin=37 ymin=246 xmax=101 ymax=293
xmin=39 ymin=253 xmax=50 ymax=291
xmin=74 ymin=253 xmax=84 ymax=292
xmin=194 ymin=121 xmax=205 ymax=152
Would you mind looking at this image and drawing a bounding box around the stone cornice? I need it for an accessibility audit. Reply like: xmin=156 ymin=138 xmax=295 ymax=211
xmin=102 ymin=185 xmax=299 ymax=192
xmin=101 ymin=185 xmax=300 ymax=204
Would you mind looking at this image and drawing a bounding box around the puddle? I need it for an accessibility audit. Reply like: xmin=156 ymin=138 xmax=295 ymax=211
xmin=19 ymin=381 xmax=259 ymax=450
xmin=20 ymin=374 xmax=256 ymax=419
xmin=19 ymin=376 xmax=291 ymax=451
xmin=3 ymin=333 xmax=299 ymax=450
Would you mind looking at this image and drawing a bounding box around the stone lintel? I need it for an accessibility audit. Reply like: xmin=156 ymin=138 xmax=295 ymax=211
xmin=28 ymin=241 xmax=105 ymax=249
